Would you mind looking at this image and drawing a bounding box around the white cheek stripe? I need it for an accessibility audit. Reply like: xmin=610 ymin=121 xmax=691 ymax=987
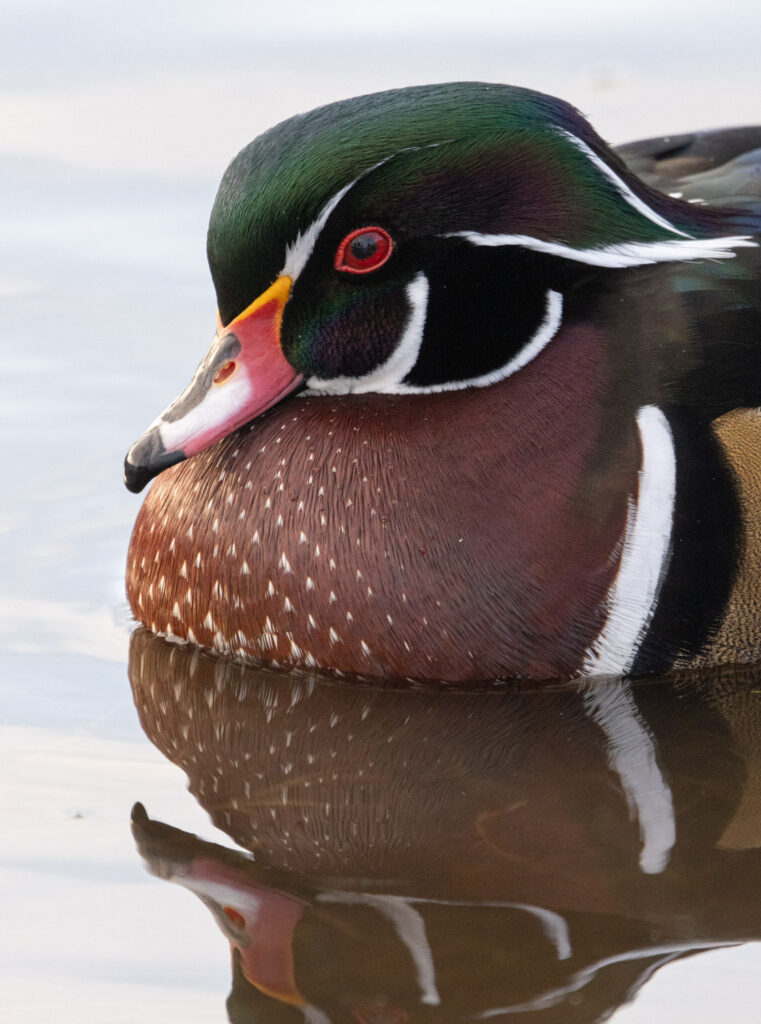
xmin=558 ymin=129 xmax=689 ymax=238
xmin=305 ymin=272 xmax=430 ymax=395
xmin=447 ymin=229 xmax=754 ymax=268
xmin=456 ymin=288 xmax=562 ymax=390
xmin=582 ymin=405 xmax=676 ymax=677
xmin=583 ymin=678 xmax=676 ymax=874
xmin=306 ymin=281 xmax=563 ymax=396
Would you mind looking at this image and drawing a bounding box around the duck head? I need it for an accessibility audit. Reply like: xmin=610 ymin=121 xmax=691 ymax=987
xmin=124 ymin=82 xmax=746 ymax=493
xmin=124 ymin=83 xmax=761 ymax=682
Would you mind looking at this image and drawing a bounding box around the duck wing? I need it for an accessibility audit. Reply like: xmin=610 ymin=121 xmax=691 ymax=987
xmin=617 ymin=127 xmax=761 ymax=230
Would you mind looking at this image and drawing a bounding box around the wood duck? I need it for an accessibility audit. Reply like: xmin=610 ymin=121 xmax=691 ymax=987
xmin=124 ymin=82 xmax=761 ymax=683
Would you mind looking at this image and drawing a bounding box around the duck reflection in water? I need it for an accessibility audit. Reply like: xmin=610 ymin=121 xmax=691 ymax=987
xmin=129 ymin=629 xmax=761 ymax=1022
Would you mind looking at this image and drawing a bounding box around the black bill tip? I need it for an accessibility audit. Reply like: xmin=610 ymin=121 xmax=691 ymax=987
xmin=123 ymin=427 xmax=185 ymax=493
xmin=124 ymin=458 xmax=156 ymax=493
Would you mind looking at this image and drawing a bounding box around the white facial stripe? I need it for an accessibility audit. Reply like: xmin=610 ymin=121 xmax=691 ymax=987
xmin=583 ymin=678 xmax=676 ymax=874
xmin=279 ymin=143 xmax=450 ymax=284
xmin=306 ymin=282 xmax=562 ymax=397
xmin=559 ymin=129 xmax=689 ymax=238
xmin=280 ymin=178 xmax=359 ymax=282
xmin=447 ymin=229 xmax=755 ymax=268
xmin=582 ymin=404 xmax=676 ymax=677
xmin=158 ymin=370 xmax=253 ymax=451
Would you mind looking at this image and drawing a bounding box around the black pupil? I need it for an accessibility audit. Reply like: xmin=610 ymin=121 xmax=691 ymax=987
xmin=350 ymin=233 xmax=380 ymax=261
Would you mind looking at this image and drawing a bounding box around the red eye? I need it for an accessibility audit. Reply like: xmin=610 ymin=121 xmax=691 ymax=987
xmin=335 ymin=227 xmax=393 ymax=274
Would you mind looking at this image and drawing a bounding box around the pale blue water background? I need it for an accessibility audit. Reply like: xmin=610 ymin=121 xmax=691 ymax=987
xmin=3 ymin=1 xmax=761 ymax=1019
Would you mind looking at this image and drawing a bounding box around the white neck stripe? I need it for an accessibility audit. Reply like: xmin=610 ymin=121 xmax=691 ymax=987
xmin=582 ymin=405 xmax=676 ymax=677
xmin=403 ymin=898 xmax=572 ymax=961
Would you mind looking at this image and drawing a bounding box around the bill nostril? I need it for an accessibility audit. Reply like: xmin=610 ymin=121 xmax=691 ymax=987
xmin=214 ymin=360 xmax=237 ymax=385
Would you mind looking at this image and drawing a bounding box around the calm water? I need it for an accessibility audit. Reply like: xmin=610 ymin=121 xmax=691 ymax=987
xmin=127 ymin=635 xmax=761 ymax=1024
xmin=4 ymin=3 xmax=761 ymax=1020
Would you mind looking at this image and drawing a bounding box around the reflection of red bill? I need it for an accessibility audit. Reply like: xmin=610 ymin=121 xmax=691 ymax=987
xmin=124 ymin=276 xmax=302 ymax=492
xmin=189 ymin=855 xmax=309 ymax=1006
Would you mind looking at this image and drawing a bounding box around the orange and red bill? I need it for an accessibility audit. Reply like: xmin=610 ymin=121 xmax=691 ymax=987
xmin=124 ymin=276 xmax=301 ymax=493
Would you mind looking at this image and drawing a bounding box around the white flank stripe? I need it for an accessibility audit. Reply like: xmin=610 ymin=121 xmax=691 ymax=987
xmin=558 ymin=130 xmax=689 ymax=237
xmin=582 ymin=405 xmax=676 ymax=676
xmin=584 ymin=678 xmax=676 ymax=874
xmin=447 ymin=229 xmax=754 ymax=268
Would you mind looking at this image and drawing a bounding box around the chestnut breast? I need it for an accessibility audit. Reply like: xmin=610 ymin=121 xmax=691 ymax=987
xmin=126 ymin=323 xmax=636 ymax=681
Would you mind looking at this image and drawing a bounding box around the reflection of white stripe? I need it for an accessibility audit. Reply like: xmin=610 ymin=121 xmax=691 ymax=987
xmin=317 ymin=892 xmax=440 ymax=1005
xmin=475 ymin=938 xmax=738 ymax=1017
xmin=319 ymin=892 xmax=572 ymax=963
xmin=406 ymin=897 xmax=571 ymax=961
xmin=447 ymin=229 xmax=754 ymax=268
xmin=494 ymin=903 xmax=571 ymax=961
xmin=303 ymin=1005 xmax=331 ymax=1024
xmin=582 ymin=405 xmax=676 ymax=677
xmin=583 ymin=678 xmax=676 ymax=874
